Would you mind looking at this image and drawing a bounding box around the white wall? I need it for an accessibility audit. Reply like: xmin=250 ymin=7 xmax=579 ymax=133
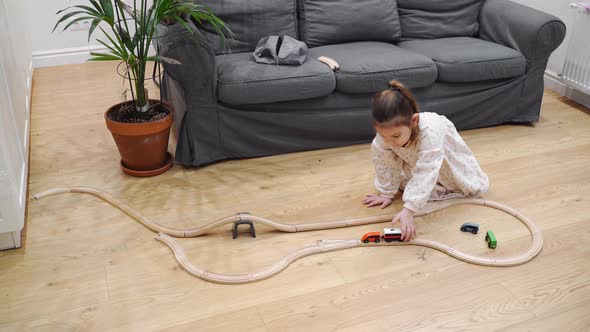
xmin=28 ymin=0 xmax=114 ymax=67
xmin=0 ymin=0 xmax=33 ymax=249
xmin=28 ymin=0 xmax=151 ymax=67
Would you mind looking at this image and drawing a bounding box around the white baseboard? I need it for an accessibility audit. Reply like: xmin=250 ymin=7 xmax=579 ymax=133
xmin=32 ymin=45 xmax=108 ymax=68
xmin=544 ymin=70 xmax=568 ymax=95
xmin=544 ymin=70 xmax=590 ymax=109
xmin=0 ymin=230 xmax=20 ymax=250
xmin=13 ymin=230 xmax=21 ymax=248
xmin=33 ymin=45 xmax=157 ymax=68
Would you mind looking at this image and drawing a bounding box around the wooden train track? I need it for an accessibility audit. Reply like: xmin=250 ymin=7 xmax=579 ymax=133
xmin=33 ymin=187 xmax=544 ymax=284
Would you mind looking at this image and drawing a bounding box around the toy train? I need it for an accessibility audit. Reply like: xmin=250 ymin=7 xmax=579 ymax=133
xmin=485 ymin=230 xmax=497 ymax=249
xmin=361 ymin=228 xmax=403 ymax=243
xmin=361 ymin=227 xmax=498 ymax=248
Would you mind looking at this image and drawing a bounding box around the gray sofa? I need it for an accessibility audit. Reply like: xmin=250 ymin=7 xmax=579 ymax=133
xmin=157 ymin=0 xmax=565 ymax=167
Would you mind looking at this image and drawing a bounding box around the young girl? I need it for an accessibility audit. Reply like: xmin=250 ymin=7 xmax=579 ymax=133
xmin=362 ymin=80 xmax=489 ymax=242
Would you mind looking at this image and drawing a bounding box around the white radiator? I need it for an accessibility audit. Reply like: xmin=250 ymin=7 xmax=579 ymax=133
xmin=562 ymin=3 xmax=590 ymax=94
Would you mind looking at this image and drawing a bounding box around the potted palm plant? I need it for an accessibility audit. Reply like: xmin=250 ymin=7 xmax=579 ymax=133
xmin=53 ymin=0 xmax=230 ymax=176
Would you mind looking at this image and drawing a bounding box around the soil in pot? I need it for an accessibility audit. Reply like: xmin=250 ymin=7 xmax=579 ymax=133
xmin=107 ymin=101 xmax=170 ymax=123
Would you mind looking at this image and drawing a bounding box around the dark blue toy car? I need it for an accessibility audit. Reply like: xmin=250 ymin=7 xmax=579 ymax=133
xmin=460 ymin=222 xmax=480 ymax=234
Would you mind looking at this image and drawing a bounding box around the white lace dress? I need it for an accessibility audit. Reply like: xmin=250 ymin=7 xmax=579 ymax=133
xmin=372 ymin=112 xmax=490 ymax=213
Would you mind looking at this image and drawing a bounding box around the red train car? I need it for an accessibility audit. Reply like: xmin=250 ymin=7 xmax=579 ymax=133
xmin=361 ymin=231 xmax=381 ymax=243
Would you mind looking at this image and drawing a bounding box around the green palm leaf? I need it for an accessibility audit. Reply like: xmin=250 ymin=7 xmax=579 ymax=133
xmin=61 ymin=16 xmax=97 ymax=32
xmin=88 ymin=18 xmax=102 ymax=42
xmin=89 ymin=52 xmax=123 ymax=61
xmin=54 ymin=0 xmax=232 ymax=111
xmin=88 ymin=0 xmax=104 ymax=16
xmin=53 ymin=11 xmax=91 ymax=32
xmin=99 ymin=0 xmax=114 ymax=24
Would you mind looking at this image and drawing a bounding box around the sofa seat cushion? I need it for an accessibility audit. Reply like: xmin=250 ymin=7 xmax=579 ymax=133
xmin=216 ymin=52 xmax=336 ymax=105
xmin=310 ymin=42 xmax=437 ymax=94
xmin=398 ymin=37 xmax=526 ymax=82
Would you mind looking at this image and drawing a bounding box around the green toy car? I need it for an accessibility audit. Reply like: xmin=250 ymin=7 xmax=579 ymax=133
xmin=485 ymin=230 xmax=497 ymax=249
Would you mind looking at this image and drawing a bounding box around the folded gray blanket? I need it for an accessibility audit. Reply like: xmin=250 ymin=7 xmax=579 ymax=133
xmin=253 ymin=35 xmax=309 ymax=65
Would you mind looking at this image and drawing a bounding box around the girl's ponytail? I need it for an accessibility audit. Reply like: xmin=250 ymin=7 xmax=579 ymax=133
xmin=388 ymin=80 xmax=419 ymax=115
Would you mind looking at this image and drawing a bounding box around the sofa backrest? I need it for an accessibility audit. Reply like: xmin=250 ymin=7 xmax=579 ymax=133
xmin=196 ymin=0 xmax=298 ymax=55
xmin=298 ymin=0 xmax=401 ymax=48
xmin=397 ymin=0 xmax=483 ymax=40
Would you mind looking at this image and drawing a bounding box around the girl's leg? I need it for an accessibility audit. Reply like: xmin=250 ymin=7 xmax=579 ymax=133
xmin=428 ymin=183 xmax=465 ymax=201
xmin=399 ymin=168 xmax=466 ymax=203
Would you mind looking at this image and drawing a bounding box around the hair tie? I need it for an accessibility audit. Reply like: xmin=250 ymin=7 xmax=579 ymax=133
xmin=388 ymin=86 xmax=400 ymax=92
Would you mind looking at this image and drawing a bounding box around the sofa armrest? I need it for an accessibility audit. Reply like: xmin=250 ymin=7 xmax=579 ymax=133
xmin=479 ymin=0 xmax=566 ymax=63
xmin=156 ymin=20 xmax=217 ymax=104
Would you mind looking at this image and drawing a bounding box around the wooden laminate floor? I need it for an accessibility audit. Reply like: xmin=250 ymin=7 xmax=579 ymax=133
xmin=1 ymin=61 xmax=590 ymax=331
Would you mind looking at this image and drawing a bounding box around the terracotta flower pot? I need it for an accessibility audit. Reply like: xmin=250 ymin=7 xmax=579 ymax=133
xmin=105 ymin=100 xmax=174 ymax=177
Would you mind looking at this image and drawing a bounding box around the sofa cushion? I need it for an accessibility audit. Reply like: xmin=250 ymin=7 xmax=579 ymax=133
xmin=398 ymin=37 xmax=526 ymax=82
xmin=310 ymin=42 xmax=437 ymax=94
xmin=397 ymin=0 xmax=483 ymax=39
xmin=197 ymin=0 xmax=298 ymax=55
xmin=298 ymin=0 xmax=401 ymax=48
xmin=216 ymin=52 xmax=335 ymax=104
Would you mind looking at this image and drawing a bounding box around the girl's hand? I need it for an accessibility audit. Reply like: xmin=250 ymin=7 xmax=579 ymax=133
xmin=362 ymin=194 xmax=393 ymax=209
xmin=392 ymin=207 xmax=416 ymax=242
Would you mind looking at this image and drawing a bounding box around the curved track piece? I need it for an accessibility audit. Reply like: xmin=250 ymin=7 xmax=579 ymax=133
xmin=156 ymin=235 xmax=360 ymax=284
xmin=34 ymin=187 xmax=543 ymax=284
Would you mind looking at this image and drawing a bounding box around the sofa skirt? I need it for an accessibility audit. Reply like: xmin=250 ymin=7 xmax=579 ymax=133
xmin=164 ymin=73 xmax=532 ymax=167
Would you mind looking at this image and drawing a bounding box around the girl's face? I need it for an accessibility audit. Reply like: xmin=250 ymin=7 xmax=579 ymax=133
xmin=375 ymin=114 xmax=419 ymax=148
